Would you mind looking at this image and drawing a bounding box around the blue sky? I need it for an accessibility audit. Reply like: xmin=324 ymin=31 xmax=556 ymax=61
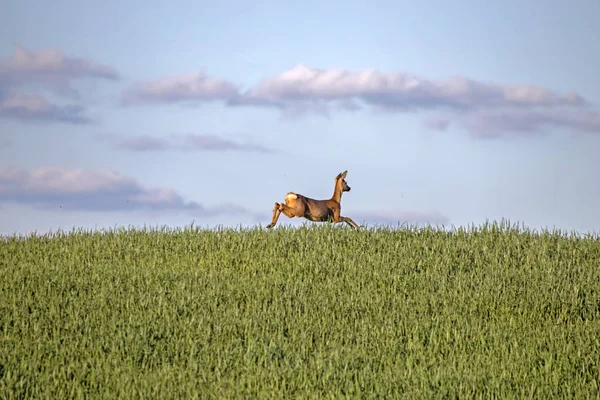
xmin=1 ymin=0 xmax=599 ymax=235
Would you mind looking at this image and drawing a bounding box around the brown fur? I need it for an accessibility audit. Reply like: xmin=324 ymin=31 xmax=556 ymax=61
xmin=266 ymin=170 xmax=359 ymax=230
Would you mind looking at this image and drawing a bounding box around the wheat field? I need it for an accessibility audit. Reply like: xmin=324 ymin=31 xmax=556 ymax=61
xmin=1 ymin=221 xmax=599 ymax=398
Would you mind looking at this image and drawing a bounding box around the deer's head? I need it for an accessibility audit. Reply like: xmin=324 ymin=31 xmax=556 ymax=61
xmin=336 ymin=170 xmax=351 ymax=192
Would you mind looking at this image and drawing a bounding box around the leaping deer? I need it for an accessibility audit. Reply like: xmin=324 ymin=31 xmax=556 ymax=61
xmin=266 ymin=170 xmax=360 ymax=230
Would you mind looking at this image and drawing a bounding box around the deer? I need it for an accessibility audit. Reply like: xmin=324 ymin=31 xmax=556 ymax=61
xmin=266 ymin=170 xmax=360 ymax=230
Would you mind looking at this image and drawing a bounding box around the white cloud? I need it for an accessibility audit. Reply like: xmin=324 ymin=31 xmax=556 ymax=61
xmin=0 ymin=46 xmax=120 ymax=97
xmin=232 ymin=64 xmax=583 ymax=112
xmin=427 ymin=108 xmax=600 ymax=138
xmin=97 ymin=133 xmax=276 ymax=153
xmin=233 ymin=64 xmax=599 ymax=137
xmin=0 ymin=166 xmax=256 ymax=217
xmin=0 ymin=91 xmax=90 ymax=123
xmin=122 ymin=71 xmax=239 ymax=105
xmin=0 ymin=46 xmax=120 ymax=123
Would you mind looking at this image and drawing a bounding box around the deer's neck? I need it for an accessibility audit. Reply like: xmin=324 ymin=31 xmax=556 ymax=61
xmin=331 ymin=182 xmax=343 ymax=203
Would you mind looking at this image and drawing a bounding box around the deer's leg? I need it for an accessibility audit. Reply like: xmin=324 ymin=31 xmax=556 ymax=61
xmin=267 ymin=202 xmax=303 ymax=228
xmin=267 ymin=202 xmax=282 ymax=228
xmin=332 ymin=209 xmax=359 ymax=230
xmin=279 ymin=203 xmax=299 ymax=218
xmin=340 ymin=216 xmax=360 ymax=230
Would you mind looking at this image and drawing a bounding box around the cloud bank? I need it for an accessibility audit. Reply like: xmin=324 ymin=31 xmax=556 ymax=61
xmin=427 ymin=108 xmax=600 ymax=138
xmin=232 ymin=64 xmax=583 ymax=111
xmin=97 ymin=133 xmax=275 ymax=153
xmin=233 ymin=64 xmax=595 ymax=137
xmin=0 ymin=166 xmax=255 ymax=218
xmin=123 ymin=64 xmax=599 ymax=137
xmin=0 ymin=46 xmax=120 ymax=95
xmin=0 ymin=91 xmax=90 ymax=124
xmin=0 ymin=47 xmax=120 ymax=123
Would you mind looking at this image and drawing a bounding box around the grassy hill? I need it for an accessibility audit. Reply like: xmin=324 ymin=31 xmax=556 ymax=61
xmin=1 ymin=222 xmax=599 ymax=398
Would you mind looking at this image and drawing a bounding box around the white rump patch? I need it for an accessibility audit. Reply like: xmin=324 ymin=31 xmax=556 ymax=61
xmin=285 ymin=192 xmax=298 ymax=202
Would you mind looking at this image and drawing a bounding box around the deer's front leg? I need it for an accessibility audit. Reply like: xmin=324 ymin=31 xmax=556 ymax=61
xmin=332 ymin=208 xmax=359 ymax=230
xmin=267 ymin=202 xmax=282 ymax=228
xmin=340 ymin=216 xmax=360 ymax=230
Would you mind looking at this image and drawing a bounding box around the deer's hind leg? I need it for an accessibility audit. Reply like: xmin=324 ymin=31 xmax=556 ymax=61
xmin=267 ymin=193 xmax=306 ymax=229
xmin=279 ymin=203 xmax=302 ymax=218
xmin=267 ymin=201 xmax=304 ymax=228
xmin=267 ymin=202 xmax=282 ymax=228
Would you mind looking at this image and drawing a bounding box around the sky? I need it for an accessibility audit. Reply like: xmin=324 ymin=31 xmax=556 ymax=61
xmin=1 ymin=0 xmax=599 ymax=236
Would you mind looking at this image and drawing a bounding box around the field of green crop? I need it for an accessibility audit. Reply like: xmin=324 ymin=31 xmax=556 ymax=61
xmin=1 ymin=221 xmax=599 ymax=398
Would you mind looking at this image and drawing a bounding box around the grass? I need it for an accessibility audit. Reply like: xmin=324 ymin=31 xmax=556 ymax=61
xmin=1 ymin=221 xmax=599 ymax=398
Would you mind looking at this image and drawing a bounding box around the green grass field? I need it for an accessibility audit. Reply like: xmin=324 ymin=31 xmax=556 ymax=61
xmin=1 ymin=222 xmax=599 ymax=398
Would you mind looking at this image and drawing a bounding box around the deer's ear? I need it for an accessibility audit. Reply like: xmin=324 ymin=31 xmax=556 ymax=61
xmin=340 ymin=170 xmax=348 ymax=179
